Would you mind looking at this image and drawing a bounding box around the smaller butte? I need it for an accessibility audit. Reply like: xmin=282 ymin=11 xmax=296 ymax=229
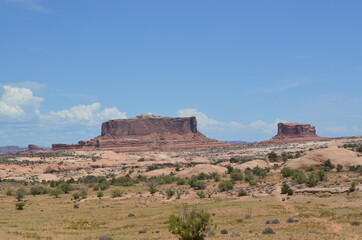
xmin=259 ymin=122 xmax=327 ymax=144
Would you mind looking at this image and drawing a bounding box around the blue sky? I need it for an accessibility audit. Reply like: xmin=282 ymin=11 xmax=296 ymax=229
xmin=1 ymin=0 xmax=362 ymax=146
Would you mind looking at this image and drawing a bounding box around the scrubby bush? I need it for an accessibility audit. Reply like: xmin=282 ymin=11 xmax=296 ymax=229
xmin=349 ymin=181 xmax=357 ymax=192
xmin=14 ymin=188 xmax=27 ymax=201
xmin=15 ymin=202 xmax=25 ymax=210
xmin=230 ymin=169 xmax=243 ymax=181
xmin=97 ymin=191 xmax=104 ymax=199
xmin=189 ymin=178 xmax=207 ymax=190
xmin=58 ymin=182 xmax=73 ymax=193
xmin=6 ymin=189 xmax=13 ymax=196
xmin=238 ymin=189 xmax=248 ymax=197
xmin=268 ymin=152 xmax=279 ymax=162
xmin=210 ymin=172 xmax=220 ymax=182
xmin=166 ymin=188 xmax=175 ymax=199
xmin=351 ymin=221 xmax=360 ymax=226
xmin=196 ymin=191 xmax=206 ymax=199
xmin=168 ymin=205 xmax=215 ymax=240
xmin=262 ymin=227 xmax=275 ymax=234
xmin=72 ymin=192 xmax=80 ymax=200
xmin=281 ymin=167 xmax=295 ymax=178
xmin=111 ymin=189 xmax=124 ymax=198
xmin=218 ymin=180 xmax=234 ymax=192
xmin=292 ymin=170 xmax=306 ymax=184
xmin=79 ymin=188 xmax=88 ymax=199
xmin=49 ymin=188 xmax=62 ymax=198
xmin=281 ymin=183 xmax=291 ymax=194
xmin=336 ymin=164 xmax=343 ymax=172
xmin=306 ymin=172 xmax=320 ymax=187
xmin=220 ymin=229 xmax=228 ymax=234
xmin=30 ymin=186 xmax=47 ymax=196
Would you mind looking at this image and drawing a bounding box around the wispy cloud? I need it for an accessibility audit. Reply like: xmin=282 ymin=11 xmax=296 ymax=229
xmin=177 ymin=108 xmax=286 ymax=136
xmin=4 ymin=0 xmax=52 ymax=13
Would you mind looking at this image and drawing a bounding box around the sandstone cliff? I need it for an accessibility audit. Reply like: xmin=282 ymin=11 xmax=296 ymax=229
xmin=52 ymin=114 xmax=229 ymax=152
xmin=259 ymin=122 xmax=326 ymax=144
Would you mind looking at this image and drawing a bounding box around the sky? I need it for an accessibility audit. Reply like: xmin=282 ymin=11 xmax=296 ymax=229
xmin=1 ymin=0 xmax=362 ymax=147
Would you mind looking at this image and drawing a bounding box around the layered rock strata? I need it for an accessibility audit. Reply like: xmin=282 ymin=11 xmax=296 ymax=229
xmin=52 ymin=114 xmax=229 ymax=152
xmin=259 ymin=122 xmax=326 ymax=144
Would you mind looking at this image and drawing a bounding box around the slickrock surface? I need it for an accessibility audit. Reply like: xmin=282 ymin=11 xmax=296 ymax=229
xmin=52 ymin=114 xmax=229 ymax=152
xmin=259 ymin=122 xmax=326 ymax=144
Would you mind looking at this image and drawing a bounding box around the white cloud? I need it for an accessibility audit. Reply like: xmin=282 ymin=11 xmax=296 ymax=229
xmin=42 ymin=103 xmax=126 ymax=126
xmin=5 ymin=0 xmax=52 ymax=13
xmin=0 ymin=85 xmax=126 ymax=126
xmin=0 ymin=85 xmax=43 ymax=120
xmin=177 ymin=108 xmax=285 ymax=138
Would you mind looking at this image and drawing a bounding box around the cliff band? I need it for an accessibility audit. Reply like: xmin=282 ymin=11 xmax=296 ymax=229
xmin=52 ymin=114 xmax=229 ymax=152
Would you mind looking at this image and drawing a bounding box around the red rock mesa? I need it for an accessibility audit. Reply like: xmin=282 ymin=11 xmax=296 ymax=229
xmin=259 ymin=122 xmax=326 ymax=144
xmin=52 ymin=114 xmax=229 ymax=152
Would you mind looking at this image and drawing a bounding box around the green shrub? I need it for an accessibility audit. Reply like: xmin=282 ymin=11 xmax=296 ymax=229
xmin=111 ymin=189 xmax=124 ymax=198
xmin=49 ymin=188 xmax=62 ymax=198
xmin=97 ymin=191 xmax=104 ymax=199
xmin=166 ymin=188 xmax=175 ymax=199
xmin=218 ymin=180 xmax=234 ymax=192
xmin=349 ymin=182 xmax=357 ymax=192
xmin=196 ymin=191 xmax=206 ymax=199
xmin=72 ymin=192 xmax=80 ymax=200
xmin=336 ymin=164 xmax=343 ymax=172
xmin=30 ymin=186 xmax=46 ymax=196
xmin=292 ymin=170 xmax=306 ymax=184
xmin=15 ymin=188 xmax=27 ymax=201
xmin=268 ymin=152 xmax=279 ymax=162
xmin=287 ymin=188 xmax=294 ymax=195
xmin=168 ymin=205 xmax=215 ymax=240
xmin=79 ymin=188 xmax=88 ymax=199
xmin=281 ymin=184 xmax=291 ymax=194
xmin=238 ymin=189 xmax=247 ymax=197
xmin=15 ymin=202 xmax=25 ymax=210
xmin=6 ymin=189 xmax=13 ymax=196
xmin=306 ymin=172 xmax=319 ymax=187
xmin=281 ymin=167 xmax=295 ymax=178
xmin=230 ymin=169 xmax=243 ymax=181
xmin=58 ymin=182 xmax=73 ymax=193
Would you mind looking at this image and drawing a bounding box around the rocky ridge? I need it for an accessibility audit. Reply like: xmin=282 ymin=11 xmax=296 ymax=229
xmin=52 ymin=114 xmax=229 ymax=152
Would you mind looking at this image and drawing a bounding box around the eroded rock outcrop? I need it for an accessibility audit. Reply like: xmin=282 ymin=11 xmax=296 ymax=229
xmin=52 ymin=114 xmax=229 ymax=152
xmin=28 ymin=144 xmax=44 ymax=151
xmin=260 ymin=122 xmax=326 ymax=144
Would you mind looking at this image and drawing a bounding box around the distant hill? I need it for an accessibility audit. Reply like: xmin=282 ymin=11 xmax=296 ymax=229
xmin=225 ymin=141 xmax=252 ymax=144
xmin=0 ymin=146 xmax=26 ymax=154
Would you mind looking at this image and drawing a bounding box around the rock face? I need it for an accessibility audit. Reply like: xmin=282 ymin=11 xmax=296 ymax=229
xmin=28 ymin=144 xmax=44 ymax=151
xmin=259 ymin=122 xmax=326 ymax=144
xmin=52 ymin=114 xmax=229 ymax=152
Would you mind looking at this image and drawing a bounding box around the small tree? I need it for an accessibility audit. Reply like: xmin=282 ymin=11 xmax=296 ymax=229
xmin=49 ymin=188 xmax=62 ymax=198
xmin=15 ymin=188 xmax=27 ymax=201
xmin=218 ymin=181 xmax=234 ymax=192
xmin=168 ymin=205 xmax=215 ymax=240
